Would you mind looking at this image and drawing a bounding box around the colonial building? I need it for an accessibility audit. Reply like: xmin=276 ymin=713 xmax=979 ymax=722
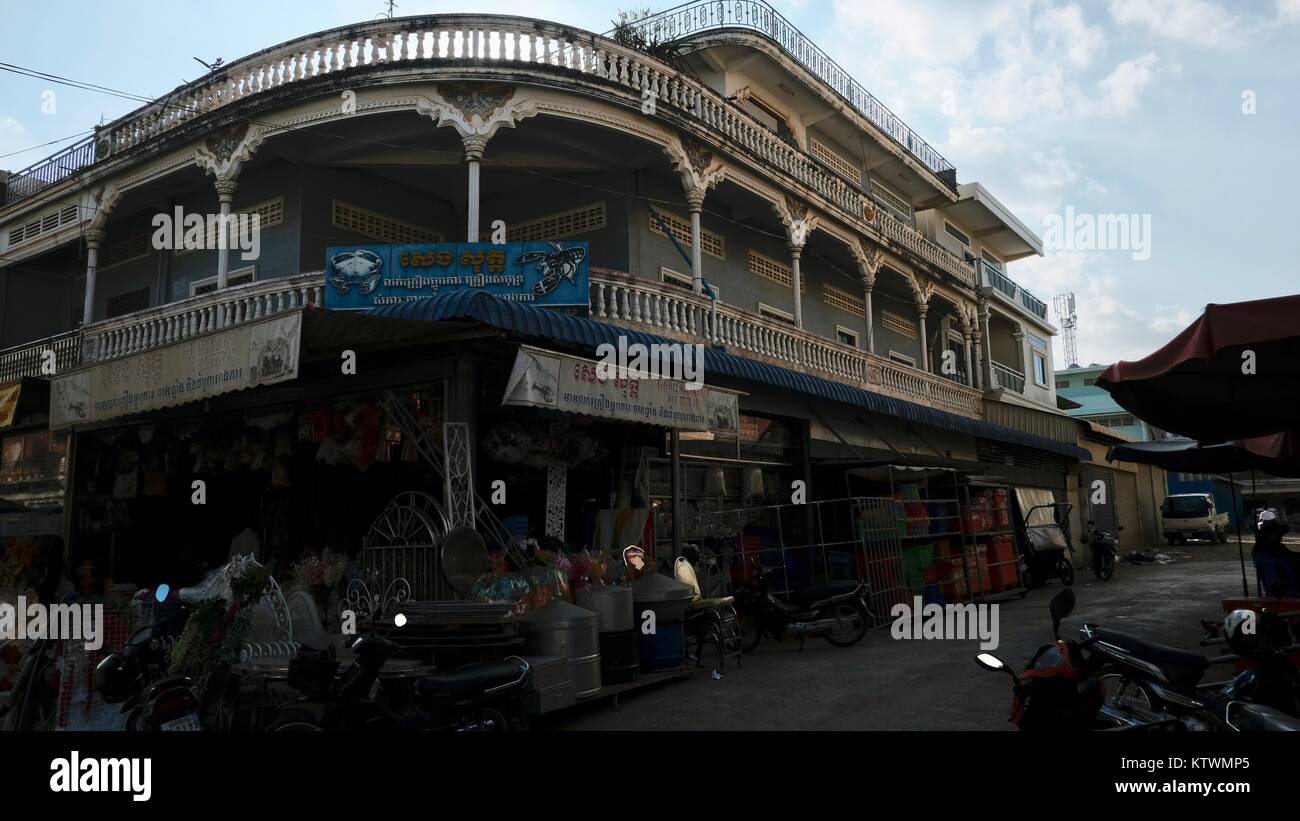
xmin=0 ymin=6 xmax=1083 ymax=580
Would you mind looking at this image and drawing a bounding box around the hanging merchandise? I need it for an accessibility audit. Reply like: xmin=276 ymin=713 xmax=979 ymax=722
xmin=470 ymin=552 xmax=533 ymax=614
xmin=112 ymin=448 xmax=140 ymax=499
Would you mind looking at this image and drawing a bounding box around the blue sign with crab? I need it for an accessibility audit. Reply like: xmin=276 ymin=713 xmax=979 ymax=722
xmin=323 ymin=241 xmax=589 ymax=309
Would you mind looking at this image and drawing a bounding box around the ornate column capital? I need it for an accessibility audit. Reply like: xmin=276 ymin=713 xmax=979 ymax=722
xmin=418 ymin=83 xmax=538 ymax=159
xmin=773 ymin=194 xmax=816 ymax=248
xmin=685 ymin=189 xmax=706 ymax=212
xmin=194 ymin=122 xmax=263 ymax=181
xmin=665 ymin=135 xmax=724 ymax=205
xmin=214 ymin=179 xmax=240 ymax=201
xmin=850 ymin=238 xmax=884 ymax=289
xmin=87 ymin=184 xmax=123 ymax=231
xmin=786 ymin=241 xmax=804 ymax=258
xmin=83 ymin=228 xmax=107 ymax=248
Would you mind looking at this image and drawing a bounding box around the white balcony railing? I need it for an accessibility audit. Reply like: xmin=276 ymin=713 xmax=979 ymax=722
xmin=82 ymin=272 xmax=323 ymax=363
xmin=26 ymin=268 xmax=981 ymax=420
xmin=590 ymin=269 xmax=983 ymax=418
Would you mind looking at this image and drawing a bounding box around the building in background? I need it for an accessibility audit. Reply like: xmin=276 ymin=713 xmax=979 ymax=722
xmin=1055 ymin=363 xmax=1167 ymax=442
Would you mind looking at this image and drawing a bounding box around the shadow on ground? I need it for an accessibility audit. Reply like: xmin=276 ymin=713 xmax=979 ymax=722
xmin=547 ymin=550 xmax=1253 ymax=730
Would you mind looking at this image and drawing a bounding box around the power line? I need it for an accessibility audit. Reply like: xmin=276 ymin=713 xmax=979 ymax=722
xmin=0 ymin=130 xmax=96 ymax=162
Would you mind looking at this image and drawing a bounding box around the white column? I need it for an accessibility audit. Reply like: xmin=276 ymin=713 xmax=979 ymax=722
xmin=687 ymin=190 xmax=704 ymax=294
xmin=465 ymin=137 xmax=486 ymax=242
xmin=979 ymin=300 xmax=993 ymax=389
xmin=82 ymin=229 xmax=105 ymax=326
xmin=963 ymin=332 xmax=975 ymax=386
xmin=862 ymin=276 xmax=875 ymax=354
xmin=214 ymin=180 xmax=239 ymax=293
xmin=788 ymin=242 xmax=804 ymax=329
xmin=916 ymin=302 xmax=929 ymax=372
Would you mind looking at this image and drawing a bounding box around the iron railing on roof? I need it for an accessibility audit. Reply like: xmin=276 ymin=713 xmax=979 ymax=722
xmin=1 ymin=136 xmax=97 ymax=207
xmin=629 ymin=0 xmax=957 ymax=186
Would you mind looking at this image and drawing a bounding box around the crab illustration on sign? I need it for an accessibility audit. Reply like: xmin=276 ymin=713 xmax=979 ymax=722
xmin=516 ymin=242 xmax=587 ymax=296
xmin=327 ymin=248 xmax=384 ymax=295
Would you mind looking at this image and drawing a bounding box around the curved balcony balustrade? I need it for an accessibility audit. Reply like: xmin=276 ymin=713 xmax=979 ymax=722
xmin=68 ymin=267 xmax=982 ymax=419
xmin=4 ymin=14 xmax=975 ymax=294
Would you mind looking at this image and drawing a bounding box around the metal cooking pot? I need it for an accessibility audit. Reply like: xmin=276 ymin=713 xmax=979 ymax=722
xmin=579 ymin=585 xmax=634 ymax=633
xmin=517 ymin=600 xmax=599 ymax=659
xmin=631 ymin=573 xmax=695 ymax=625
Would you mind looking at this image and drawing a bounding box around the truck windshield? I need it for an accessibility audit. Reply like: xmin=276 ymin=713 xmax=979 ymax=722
xmin=1163 ymin=497 xmax=1210 ymax=517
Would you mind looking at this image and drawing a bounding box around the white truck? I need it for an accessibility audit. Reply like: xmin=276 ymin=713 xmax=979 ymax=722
xmin=1161 ymin=493 xmax=1230 ymax=545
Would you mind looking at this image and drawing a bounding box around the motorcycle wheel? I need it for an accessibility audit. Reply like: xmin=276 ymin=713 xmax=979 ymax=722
xmin=823 ymin=604 xmax=868 ymax=648
xmin=1099 ymin=552 xmax=1115 ymax=581
xmin=267 ymin=718 xmax=324 ymax=731
xmin=1057 ymin=557 xmax=1075 ymax=587
xmin=738 ymin=613 xmax=762 ymax=654
xmin=470 ymin=707 xmax=510 ymax=732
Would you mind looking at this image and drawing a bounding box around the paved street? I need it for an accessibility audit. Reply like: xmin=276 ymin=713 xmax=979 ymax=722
xmin=548 ymin=547 xmax=1256 ymax=730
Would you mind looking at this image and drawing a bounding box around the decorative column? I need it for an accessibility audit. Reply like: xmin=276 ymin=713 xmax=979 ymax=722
xmin=418 ymin=84 xmax=538 ymax=242
xmin=916 ymin=301 xmax=929 ymax=372
xmin=665 ymin=137 xmax=724 ymax=298
xmin=1013 ymin=327 xmax=1027 ymax=382
xmin=214 ymin=179 xmax=239 ymax=293
xmin=979 ymin=299 xmax=994 ymax=390
xmin=687 ymin=189 xmax=705 ymax=293
xmin=773 ymin=195 xmax=816 ymax=332
xmin=852 ymin=239 xmax=884 ymax=354
xmin=464 ymin=136 xmax=485 ymax=242
xmin=788 ymin=241 xmax=805 ymax=329
xmin=82 ymin=229 xmax=106 ymax=327
xmin=963 ymin=332 xmax=975 ymax=386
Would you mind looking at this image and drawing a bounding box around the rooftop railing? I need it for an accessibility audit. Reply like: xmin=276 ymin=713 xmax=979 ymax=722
xmin=978 ymin=260 xmax=1047 ymax=321
xmin=629 ymin=0 xmax=957 ymax=185
xmin=1 ymin=136 xmax=96 ymax=207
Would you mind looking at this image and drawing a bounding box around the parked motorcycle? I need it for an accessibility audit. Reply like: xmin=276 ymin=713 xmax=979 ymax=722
xmin=1081 ymin=521 xmax=1117 ymax=581
xmin=267 ymin=634 xmax=530 ymax=732
xmin=975 ymin=588 xmax=1108 ymax=730
xmin=95 ymin=607 xmax=199 ymax=731
xmin=734 ymin=568 xmax=871 ymax=653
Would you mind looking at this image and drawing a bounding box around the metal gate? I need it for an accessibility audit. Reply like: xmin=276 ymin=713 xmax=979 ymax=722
xmin=684 ymin=497 xmax=920 ymax=628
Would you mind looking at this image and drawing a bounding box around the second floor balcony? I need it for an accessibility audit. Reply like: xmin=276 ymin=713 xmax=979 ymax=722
xmin=1 ymin=268 xmax=985 ymax=420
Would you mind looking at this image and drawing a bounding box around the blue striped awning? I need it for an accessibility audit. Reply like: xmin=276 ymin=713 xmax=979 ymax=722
xmin=364 ymin=291 xmax=1088 ymax=461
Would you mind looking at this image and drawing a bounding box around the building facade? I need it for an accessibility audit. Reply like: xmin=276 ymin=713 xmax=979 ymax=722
xmin=0 ymin=7 xmax=1082 ymax=581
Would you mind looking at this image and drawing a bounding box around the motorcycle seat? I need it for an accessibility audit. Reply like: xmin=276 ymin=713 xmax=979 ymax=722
xmin=790 ymin=581 xmax=861 ymax=609
xmin=416 ymin=660 xmax=525 ymax=700
xmin=688 ymin=596 xmax=735 ymax=610
xmin=1094 ymin=628 xmax=1209 ymax=691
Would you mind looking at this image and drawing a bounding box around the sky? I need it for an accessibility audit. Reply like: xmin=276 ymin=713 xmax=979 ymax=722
xmin=2 ymin=0 xmax=1297 ymax=369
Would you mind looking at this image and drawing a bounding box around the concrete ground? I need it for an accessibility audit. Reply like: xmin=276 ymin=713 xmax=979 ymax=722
xmin=547 ymin=543 xmax=1259 ymax=730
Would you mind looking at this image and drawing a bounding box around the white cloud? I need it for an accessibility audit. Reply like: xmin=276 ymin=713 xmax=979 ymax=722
xmin=0 ymin=116 xmax=36 ymax=166
xmin=1092 ymin=53 xmax=1168 ymax=116
xmin=1109 ymin=0 xmax=1248 ymax=47
xmin=1149 ymin=305 xmax=1198 ymax=334
xmin=1278 ymin=0 xmax=1300 ymax=22
xmin=1034 ymin=3 xmax=1106 ymax=67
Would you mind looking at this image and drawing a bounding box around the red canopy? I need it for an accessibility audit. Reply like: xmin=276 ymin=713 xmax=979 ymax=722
xmin=1097 ymin=294 xmax=1300 ymax=441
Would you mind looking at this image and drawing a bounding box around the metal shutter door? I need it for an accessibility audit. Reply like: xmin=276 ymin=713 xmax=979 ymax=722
xmin=1116 ymin=471 xmax=1140 ymax=548
xmin=1081 ymin=464 xmax=1118 ymax=534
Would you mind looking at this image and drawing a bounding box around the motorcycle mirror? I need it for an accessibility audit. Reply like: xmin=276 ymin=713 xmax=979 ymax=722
xmin=975 ymin=653 xmax=1008 ymax=673
xmin=1049 ymin=588 xmax=1076 ymax=638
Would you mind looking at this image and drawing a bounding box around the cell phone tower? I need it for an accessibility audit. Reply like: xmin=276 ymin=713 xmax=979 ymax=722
xmin=1054 ymin=293 xmax=1078 ymax=368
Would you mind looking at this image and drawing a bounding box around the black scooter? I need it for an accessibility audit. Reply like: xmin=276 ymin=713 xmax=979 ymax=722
xmin=734 ymin=567 xmax=871 ymax=652
xmin=1081 ymin=521 xmax=1117 ymax=581
xmin=268 ymin=635 xmax=530 ymax=732
xmin=95 ymin=608 xmax=201 ymax=731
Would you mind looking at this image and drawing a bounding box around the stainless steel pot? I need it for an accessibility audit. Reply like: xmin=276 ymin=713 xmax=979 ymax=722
xmin=583 ymin=585 xmax=634 ymax=633
xmin=518 ymin=600 xmax=599 ymax=659
xmin=632 ymin=572 xmax=695 ymax=625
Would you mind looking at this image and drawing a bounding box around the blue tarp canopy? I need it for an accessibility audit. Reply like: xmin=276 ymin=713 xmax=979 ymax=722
xmin=364 ymin=291 xmax=1089 ymax=461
